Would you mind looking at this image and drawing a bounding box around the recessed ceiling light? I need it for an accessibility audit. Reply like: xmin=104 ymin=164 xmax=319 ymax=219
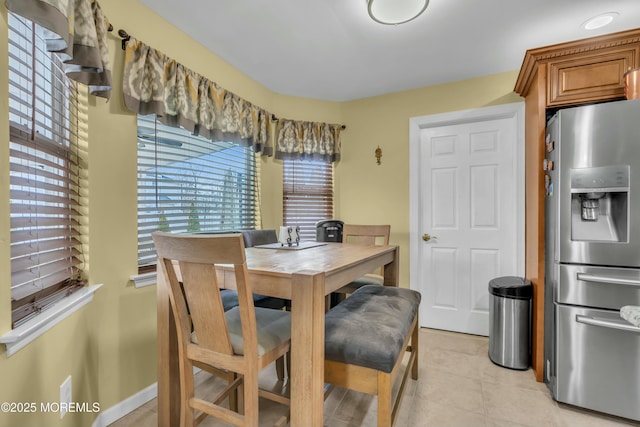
xmin=582 ymin=12 xmax=619 ymax=30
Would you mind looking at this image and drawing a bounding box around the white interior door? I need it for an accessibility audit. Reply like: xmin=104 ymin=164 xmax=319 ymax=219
xmin=409 ymin=103 xmax=524 ymax=336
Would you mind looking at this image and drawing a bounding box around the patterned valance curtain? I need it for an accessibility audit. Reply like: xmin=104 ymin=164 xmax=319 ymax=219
xmin=275 ymin=120 xmax=342 ymax=163
xmin=5 ymin=0 xmax=112 ymax=99
xmin=122 ymin=37 xmax=272 ymax=156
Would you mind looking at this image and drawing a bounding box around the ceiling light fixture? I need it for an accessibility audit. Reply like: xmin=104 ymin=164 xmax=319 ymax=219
xmin=367 ymin=0 xmax=429 ymax=25
xmin=582 ymin=12 xmax=619 ymax=30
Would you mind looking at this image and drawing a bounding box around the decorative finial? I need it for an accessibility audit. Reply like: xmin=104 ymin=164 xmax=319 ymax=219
xmin=375 ymin=146 xmax=382 ymax=165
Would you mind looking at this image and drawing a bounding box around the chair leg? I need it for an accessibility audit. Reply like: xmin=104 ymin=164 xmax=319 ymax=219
xmin=181 ymin=359 xmax=195 ymax=427
xmin=243 ymin=367 xmax=260 ymax=427
xmin=237 ymin=379 xmax=245 ymax=415
xmin=276 ymin=356 xmax=285 ymax=381
xmin=411 ymin=322 xmax=419 ymax=380
xmin=228 ymin=372 xmax=239 ymax=412
xmin=286 ymin=351 xmax=291 ymax=379
xmin=331 ymin=292 xmax=346 ymax=308
xmin=377 ymin=372 xmax=392 ymax=427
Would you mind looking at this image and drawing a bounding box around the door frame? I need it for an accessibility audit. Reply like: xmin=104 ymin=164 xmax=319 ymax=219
xmin=408 ymin=102 xmax=526 ymax=310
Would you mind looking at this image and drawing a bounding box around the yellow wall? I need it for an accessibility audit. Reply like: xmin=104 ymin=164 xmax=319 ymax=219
xmin=337 ymin=75 xmax=522 ymax=286
xmin=0 ymin=1 xmax=520 ymax=426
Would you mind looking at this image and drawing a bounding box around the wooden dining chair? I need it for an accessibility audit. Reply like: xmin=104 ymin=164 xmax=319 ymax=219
xmin=331 ymin=224 xmax=391 ymax=306
xmin=153 ymin=231 xmax=291 ymax=427
xmin=213 ymin=230 xmax=288 ymax=312
xmin=241 ymin=229 xmax=290 ymax=380
xmin=241 ymin=229 xmax=290 ymax=310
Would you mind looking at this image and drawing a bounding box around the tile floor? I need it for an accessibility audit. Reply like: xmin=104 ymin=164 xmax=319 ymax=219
xmin=108 ymin=328 xmax=640 ymax=427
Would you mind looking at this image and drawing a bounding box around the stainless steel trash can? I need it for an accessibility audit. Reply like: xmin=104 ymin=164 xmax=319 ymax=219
xmin=488 ymin=276 xmax=532 ymax=370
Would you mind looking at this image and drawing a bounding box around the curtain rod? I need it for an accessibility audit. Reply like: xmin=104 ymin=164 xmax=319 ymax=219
xmin=271 ymin=114 xmax=346 ymax=130
xmin=116 ymin=29 xmax=345 ymax=130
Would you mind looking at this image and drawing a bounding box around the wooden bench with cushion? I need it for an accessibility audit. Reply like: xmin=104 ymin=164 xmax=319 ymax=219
xmin=324 ymin=285 xmax=421 ymax=427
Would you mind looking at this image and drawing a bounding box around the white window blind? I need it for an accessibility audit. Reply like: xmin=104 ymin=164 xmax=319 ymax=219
xmin=283 ymin=160 xmax=333 ymax=240
xmin=137 ymin=115 xmax=258 ymax=268
xmin=8 ymin=13 xmax=84 ymax=328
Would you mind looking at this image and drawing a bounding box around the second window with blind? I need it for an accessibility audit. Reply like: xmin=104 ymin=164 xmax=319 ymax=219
xmin=283 ymin=160 xmax=334 ymax=241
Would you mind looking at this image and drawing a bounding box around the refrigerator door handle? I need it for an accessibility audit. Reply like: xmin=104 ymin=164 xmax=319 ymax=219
xmin=576 ymin=314 xmax=640 ymax=333
xmin=576 ymin=273 xmax=640 ymax=287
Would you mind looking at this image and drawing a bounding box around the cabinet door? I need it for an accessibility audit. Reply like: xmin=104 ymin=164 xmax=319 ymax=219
xmin=547 ymin=46 xmax=639 ymax=107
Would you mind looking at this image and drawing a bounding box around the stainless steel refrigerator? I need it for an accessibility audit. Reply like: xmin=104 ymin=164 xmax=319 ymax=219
xmin=545 ymin=99 xmax=640 ymax=421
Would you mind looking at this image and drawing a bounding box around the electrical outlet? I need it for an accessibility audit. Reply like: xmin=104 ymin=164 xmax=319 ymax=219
xmin=60 ymin=376 xmax=72 ymax=419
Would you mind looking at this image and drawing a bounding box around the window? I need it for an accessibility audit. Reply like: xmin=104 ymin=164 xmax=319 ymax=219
xmin=283 ymin=160 xmax=333 ymax=240
xmin=137 ymin=116 xmax=259 ymax=268
xmin=8 ymin=14 xmax=85 ymax=328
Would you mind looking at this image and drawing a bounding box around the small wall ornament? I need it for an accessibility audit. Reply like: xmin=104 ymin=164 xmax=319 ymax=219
xmin=375 ymin=145 xmax=382 ymax=165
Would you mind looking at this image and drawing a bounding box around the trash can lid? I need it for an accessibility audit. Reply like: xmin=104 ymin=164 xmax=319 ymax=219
xmin=488 ymin=276 xmax=532 ymax=299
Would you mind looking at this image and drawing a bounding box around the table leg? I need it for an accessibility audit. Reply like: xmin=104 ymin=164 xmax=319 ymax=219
xmin=384 ymin=246 xmax=400 ymax=286
xmin=157 ymin=267 xmax=181 ymax=427
xmin=290 ymin=270 xmax=325 ymax=427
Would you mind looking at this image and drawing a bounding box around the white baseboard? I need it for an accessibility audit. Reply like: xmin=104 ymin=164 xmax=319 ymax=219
xmin=91 ymin=368 xmax=202 ymax=427
xmin=91 ymin=383 xmax=157 ymax=427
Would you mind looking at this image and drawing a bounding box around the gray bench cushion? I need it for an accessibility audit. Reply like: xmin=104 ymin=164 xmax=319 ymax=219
xmin=325 ymin=285 xmax=421 ymax=373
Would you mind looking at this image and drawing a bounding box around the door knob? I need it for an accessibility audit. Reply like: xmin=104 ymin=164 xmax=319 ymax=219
xmin=422 ymin=233 xmax=437 ymax=242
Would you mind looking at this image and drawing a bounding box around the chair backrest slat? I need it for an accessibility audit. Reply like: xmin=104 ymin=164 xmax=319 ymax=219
xmin=180 ymin=262 xmax=233 ymax=353
xmin=342 ymin=225 xmax=391 ymax=276
xmin=242 ymin=229 xmax=278 ymax=247
xmin=158 ymin=257 xmax=201 ymax=352
xmin=343 ymin=224 xmax=390 ymax=246
xmin=154 ymin=232 xmax=246 ymax=264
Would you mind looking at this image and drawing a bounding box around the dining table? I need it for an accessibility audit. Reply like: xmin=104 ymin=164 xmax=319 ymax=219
xmin=156 ymin=240 xmax=400 ymax=427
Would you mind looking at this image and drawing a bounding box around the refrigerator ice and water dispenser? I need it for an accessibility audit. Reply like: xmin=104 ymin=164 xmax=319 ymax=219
xmin=570 ymin=165 xmax=629 ymax=243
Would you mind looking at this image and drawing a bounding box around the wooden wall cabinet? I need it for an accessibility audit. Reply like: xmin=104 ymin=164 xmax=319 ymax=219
xmin=548 ymin=46 xmax=638 ymax=106
xmin=514 ymin=28 xmax=640 ymax=382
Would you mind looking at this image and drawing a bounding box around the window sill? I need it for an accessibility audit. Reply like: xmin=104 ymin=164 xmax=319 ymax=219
xmin=130 ymin=272 xmax=157 ymax=288
xmin=0 ymin=284 xmax=102 ymax=357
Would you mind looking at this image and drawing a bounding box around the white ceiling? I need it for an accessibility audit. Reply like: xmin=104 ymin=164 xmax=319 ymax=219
xmin=139 ymin=0 xmax=640 ymax=102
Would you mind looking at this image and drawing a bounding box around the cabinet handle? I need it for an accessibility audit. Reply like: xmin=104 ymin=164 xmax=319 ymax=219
xmin=576 ymin=273 xmax=640 ymax=287
xmin=576 ymin=315 xmax=640 ymax=333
